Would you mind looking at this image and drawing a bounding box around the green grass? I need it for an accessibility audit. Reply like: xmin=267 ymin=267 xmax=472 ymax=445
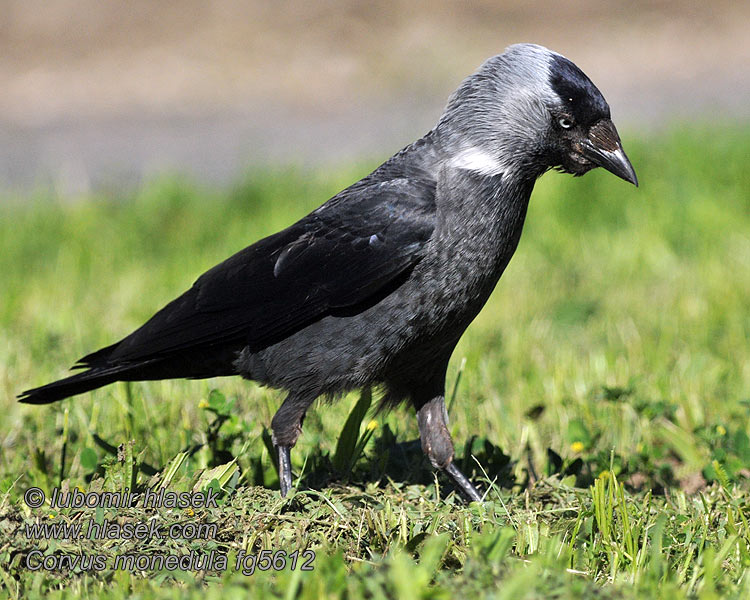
xmin=1 ymin=124 xmax=750 ymax=599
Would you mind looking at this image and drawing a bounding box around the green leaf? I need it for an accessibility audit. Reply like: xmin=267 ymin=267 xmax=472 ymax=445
xmin=567 ymin=419 xmax=592 ymax=447
xmin=80 ymin=447 xmax=98 ymax=471
xmin=332 ymin=387 xmax=372 ymax=474
xmin=206 ymin=389 xmax=233 ymax=416
xmin=732 ymin=429 xmax=750 ymax=462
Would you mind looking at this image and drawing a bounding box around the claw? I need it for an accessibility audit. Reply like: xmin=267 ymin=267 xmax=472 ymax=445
xmin=445 ymin=461 xmax=482 ymax=502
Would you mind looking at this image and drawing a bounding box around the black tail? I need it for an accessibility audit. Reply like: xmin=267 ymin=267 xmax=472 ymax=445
xmin=18 ymin=335 xmax=243 ymax=405
xmin=17 ymin=366 xmax=132 ymax=405
xmin=18 ymin=347 xmax=239 ymax=405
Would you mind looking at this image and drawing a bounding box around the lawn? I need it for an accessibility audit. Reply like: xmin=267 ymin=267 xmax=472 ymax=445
xmin=1 ymin=124 xmax=749 ymax=599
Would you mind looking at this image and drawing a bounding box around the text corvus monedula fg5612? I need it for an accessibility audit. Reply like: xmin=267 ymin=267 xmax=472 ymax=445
xmin=19 ymin=44 xmax=637 ymax=501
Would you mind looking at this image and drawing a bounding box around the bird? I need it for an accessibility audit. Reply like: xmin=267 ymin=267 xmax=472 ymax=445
xmin=19 ymin=43 xmax=637 ymax=502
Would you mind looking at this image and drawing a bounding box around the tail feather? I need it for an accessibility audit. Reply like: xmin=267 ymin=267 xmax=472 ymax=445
xmin=74 ymin=341 xmax=122 ymax=369
xmin=18 ymin=365 xmax=134 ymax=405
xmin=19 ymin=342 xmax=241 ymax=405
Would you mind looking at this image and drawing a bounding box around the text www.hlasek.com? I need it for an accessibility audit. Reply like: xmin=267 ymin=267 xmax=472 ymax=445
xmin=23 ymin=487 xmax=316 ymax=574
xmin=25 ymin=516 xmax=218 ymax=541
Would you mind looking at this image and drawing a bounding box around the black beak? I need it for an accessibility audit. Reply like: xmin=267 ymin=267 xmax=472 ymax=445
xmin=581 ymin=119 xmax=638 ymax=186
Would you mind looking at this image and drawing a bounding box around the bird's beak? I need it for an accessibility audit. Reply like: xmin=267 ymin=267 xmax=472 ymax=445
xmin=581 ymin=119 xmax=638 ymax=186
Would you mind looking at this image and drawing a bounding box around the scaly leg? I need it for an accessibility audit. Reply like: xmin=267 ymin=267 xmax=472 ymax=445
xmin=271 ymin=393 xmax=313 ymax=497
xmin=277 ymin=445 xmax=293 ymax=497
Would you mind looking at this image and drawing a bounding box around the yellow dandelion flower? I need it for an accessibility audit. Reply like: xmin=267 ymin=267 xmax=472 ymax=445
xmin=366 ymin=420 xmax=378 ymax=432
xmin=716 ymin=425 xmax=726 ymax=436
xmin=570 ymin=441 xmax=585 ymax=453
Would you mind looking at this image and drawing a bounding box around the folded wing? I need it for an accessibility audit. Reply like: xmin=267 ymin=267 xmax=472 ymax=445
xmin=78 ymin=177 xmax=436 ymax=368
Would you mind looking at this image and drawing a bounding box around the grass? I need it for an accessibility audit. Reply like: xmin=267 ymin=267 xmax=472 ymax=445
xmin=1 ymin=124 xmax=750 ymax=598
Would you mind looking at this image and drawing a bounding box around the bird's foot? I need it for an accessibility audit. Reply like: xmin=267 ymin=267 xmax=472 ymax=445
xmin=277 ymin=445 xmax=293 ymax=497
xmin=416 ymin=395 xmax=484 ymax=503
xmin=445 ymin=461 xmax=483 ymax=502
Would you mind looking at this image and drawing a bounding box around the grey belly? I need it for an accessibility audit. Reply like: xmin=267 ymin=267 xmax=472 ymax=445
xmin=233 ymin=261 xmax=496 ymax=398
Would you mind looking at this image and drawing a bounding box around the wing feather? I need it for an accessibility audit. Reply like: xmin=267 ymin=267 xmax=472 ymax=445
xmin=78 ymin=177 xmax=435 ymax=367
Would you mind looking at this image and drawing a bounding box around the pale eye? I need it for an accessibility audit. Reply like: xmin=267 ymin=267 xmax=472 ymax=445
xmin=558 ymin=117 xmax=574 ymax=129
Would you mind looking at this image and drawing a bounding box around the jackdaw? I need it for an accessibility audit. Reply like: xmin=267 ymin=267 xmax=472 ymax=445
xmin=19 ymin=43 xmax=637 ymax=502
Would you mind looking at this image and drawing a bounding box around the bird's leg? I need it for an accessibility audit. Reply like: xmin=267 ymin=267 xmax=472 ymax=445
xmin=276 ymin=445 xmax=293 ymax=497
xmin=270 ymin=393 xmax=311 ymax=497
xmin=416 ymin=396 xmax=482 ymax=502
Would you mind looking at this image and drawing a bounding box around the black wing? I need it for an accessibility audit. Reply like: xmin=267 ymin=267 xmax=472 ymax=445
xmin=78 ymin=177 xmax=436 ymax=367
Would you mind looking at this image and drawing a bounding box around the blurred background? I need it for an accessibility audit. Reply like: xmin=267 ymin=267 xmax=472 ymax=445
xmin=1 ymin=0 xmax=748 ymax=196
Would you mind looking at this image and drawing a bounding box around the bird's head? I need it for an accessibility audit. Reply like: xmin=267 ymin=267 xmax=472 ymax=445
xmin=439 ymin=43 xmax=638 ymax=186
